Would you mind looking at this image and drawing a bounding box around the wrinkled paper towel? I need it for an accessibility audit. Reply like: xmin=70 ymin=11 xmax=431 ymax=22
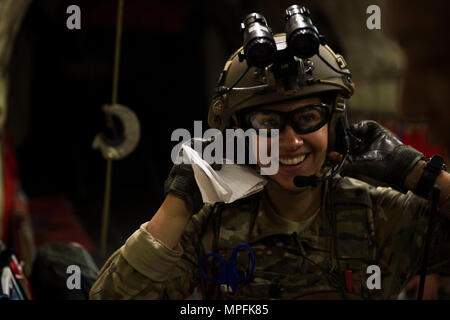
xmin=181 ymin=143 xmax=267 ymax=204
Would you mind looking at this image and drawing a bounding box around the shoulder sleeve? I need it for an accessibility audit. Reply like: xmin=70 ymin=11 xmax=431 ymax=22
xmin=369 ymin=185 xmax=450 ymax=295
xmin=369 ymin=186 xmax=429 ymax=254
xmin=89 ymin=205 xmax=212 ymax=300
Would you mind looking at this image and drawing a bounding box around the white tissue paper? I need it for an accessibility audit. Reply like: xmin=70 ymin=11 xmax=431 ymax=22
xmin=180 ymin=143 xmax=267 ymax=204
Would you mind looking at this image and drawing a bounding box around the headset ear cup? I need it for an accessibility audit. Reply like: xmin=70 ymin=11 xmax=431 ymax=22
xmin=333 ymin=112 xmax=348 ymax=154
xmin=327 ymin=95 xmax=340 ymax=151
xmin=327 ymin=95 xmax=349 ymax=153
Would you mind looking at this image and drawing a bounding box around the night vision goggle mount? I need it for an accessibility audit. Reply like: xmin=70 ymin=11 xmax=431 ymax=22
xmin=216 ymin=4 xmax=352 ymax=97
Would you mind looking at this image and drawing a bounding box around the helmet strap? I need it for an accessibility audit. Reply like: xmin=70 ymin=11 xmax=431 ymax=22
xmin=327 ymin=94 xmax=346 ymax=152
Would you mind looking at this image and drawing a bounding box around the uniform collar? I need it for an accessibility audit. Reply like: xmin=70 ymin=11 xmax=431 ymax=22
xmin=247 ymin=180 xmax=327 ymax=243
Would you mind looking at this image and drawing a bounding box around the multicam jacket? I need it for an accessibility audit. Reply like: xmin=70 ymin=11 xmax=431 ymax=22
xmin=89 ymin=176 xmax=450 ymax=300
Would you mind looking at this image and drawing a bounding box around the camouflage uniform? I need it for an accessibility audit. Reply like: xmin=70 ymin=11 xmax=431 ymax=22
xmin=89 ymin=175 xmax=450 ymax=300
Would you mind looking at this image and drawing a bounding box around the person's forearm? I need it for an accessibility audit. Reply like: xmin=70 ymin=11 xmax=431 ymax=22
xmin=404 ymin=160 xmax=450 ymax=216
xmin=91 ymin=196 xmax=195 ymax=300
xmin=146 ymin=194 xmax=193 ymax=249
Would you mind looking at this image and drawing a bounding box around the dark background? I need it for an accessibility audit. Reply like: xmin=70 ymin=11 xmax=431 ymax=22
xmin=6 ymin=0 xmax=447 ymax=266
xmin=7 ymin=0 xmax=346 ymax=263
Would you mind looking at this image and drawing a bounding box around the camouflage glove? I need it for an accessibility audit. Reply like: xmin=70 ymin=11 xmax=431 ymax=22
xmin=343 ymin=120 xmax=424 ymax=191
xmin=164 ymin=163 xmax=204 ymax=214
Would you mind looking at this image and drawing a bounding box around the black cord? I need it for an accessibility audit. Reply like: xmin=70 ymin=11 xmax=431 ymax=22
xmin=417 ymin=187 xmax=440 ymax=300
xmin=229 ymin=66 xmax=250 ymax=91
xmin=317 ymin=53 xmax=352 ymax=77
xmin=216 ymin=66 xmax=251 ymax=96
xmin=210 ymin=206 xmax=224 ymax=299
xmin=197 ymin=203 xmax=218 ymax=300
xmin=290 ymin=232 xmax=344 ymax=290
xmin=328 ymin=179 xmax=348 ymax=299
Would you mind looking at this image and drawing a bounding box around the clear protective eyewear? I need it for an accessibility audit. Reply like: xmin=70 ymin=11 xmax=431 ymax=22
xmin=240 ymin=102 xmax=331 ymax=136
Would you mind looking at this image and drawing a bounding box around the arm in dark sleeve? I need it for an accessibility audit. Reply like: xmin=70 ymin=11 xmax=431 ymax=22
xmin=427 ymin=219 xmax=450 ymax=276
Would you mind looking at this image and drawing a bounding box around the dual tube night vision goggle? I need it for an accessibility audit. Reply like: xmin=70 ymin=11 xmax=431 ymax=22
xmin=241 ymin=5 xmax=323 ymax=68
xmin=216 ymin=4 xmax=352 ymax=99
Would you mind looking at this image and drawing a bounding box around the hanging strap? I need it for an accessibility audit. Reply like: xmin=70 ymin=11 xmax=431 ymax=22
xmin=100 ymin=0 xmax=125 ymax=259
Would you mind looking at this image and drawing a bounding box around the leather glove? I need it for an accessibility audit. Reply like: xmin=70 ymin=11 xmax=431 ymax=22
xmin=164 ymin=138 xmax=222 ymax=213
xmin=342 ymin=120 xmax=424 ymax=191
xmin=164 ymin=163 xmax=204 ymax=214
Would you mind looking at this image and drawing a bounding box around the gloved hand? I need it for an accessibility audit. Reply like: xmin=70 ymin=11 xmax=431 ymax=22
xmin=341 ymin=120 xmax=424 ymax=191
xmin=164 ymin=137 xmax=222 ymax=214
xmin=164 ymin=163 xmax=204 ymax=214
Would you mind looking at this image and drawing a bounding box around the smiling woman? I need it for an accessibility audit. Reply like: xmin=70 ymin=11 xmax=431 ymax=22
xmin=90 ymin=6 xmax=450 ymax=301
xmin=245 ymin=96 xmax=330 ymax=191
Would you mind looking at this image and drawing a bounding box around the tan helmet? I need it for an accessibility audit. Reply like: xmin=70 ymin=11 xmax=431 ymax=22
xmin=208 ymin=33 xmax=354 ymax=150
